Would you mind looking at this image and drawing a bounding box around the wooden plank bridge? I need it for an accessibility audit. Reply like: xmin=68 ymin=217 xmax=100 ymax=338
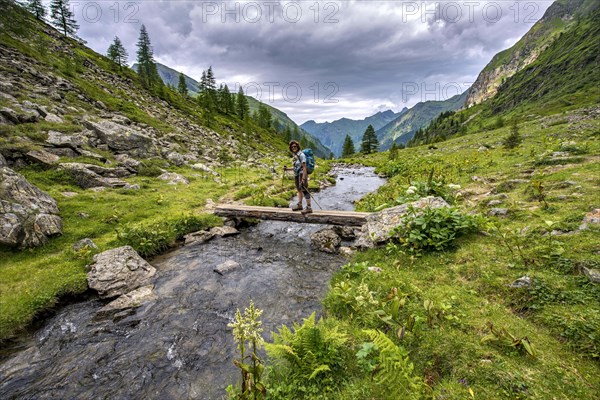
xmin=214 ymin=204 xmax=369 ymax=226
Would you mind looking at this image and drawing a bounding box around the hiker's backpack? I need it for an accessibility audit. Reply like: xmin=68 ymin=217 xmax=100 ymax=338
xmin=303 ymin=149 xmax=315 ymax=174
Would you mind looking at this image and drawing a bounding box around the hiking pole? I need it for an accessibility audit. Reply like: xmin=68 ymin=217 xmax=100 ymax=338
xmin=303 ymin=183 xmax=323 ymax=210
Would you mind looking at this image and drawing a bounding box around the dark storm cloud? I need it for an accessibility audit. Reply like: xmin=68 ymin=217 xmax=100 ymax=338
xmin=69 ymin=1 xmax=553 ymax=123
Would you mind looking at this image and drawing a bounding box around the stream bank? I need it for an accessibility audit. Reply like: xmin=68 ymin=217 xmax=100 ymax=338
xmin=0 ymin=166 xmax=385 ymax=400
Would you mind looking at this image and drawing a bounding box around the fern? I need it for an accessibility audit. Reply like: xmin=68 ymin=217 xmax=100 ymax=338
xmin=265 ymin=313 xmax=350 ymax=398
xmin=364 ymin=329 xmax=426 ymax=399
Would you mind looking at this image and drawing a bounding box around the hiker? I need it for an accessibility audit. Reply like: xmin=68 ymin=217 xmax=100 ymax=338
xmin=284 ymin=140 xmax=312 ymax=214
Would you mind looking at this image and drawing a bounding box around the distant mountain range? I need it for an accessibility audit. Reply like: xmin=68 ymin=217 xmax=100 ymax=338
xmin=301 ymin=109 xmax=406 ymax=157
xmin=135 ymin=62 xmax=333 ymax=158
xmin=376 ymin=92 xmax=468 ymax=149
xmin=301 ymin=91 xmax=468 ymax=156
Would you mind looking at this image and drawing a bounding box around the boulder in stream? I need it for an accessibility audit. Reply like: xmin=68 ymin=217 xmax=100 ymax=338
xmin=87 ymin=246 xmax=156 ymax=299
xmin=310 ymin=228 xmax=341 ymax=253
xmin=95 ymin=284 xmax=157 ymax=319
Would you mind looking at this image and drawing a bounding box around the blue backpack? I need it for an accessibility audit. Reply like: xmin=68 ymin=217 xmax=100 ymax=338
xmin=303 ymin=149 xmax=315 ymax=174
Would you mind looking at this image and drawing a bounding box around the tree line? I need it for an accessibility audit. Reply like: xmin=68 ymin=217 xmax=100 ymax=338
xmin=340 ymin=124 xmax=380 ymax=158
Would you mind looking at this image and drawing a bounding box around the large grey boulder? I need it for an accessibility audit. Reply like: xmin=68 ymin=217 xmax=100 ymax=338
xmin=25 ymin=150 xmax=60 ymax=166
xmin=84 ymin=120 xmax=157 ymax=157
xmin=87 ymin=246 xmax=156 ymax=299
xmin=0 ymin=153 xmax=6 ymax=167
xmin=158 ymin=172 xmax=189 ymax=185
xmin=59 ymin=163 xmax=129 ymax=189
xmin=46 ymin=130 xmax=89 ymax=149
xmin=355 ymin=196 xmax=450 ymax=248
xmin=310 ymin=228 xmax=341 ymax=253
xmin=0 ymin=167 xmax=62 ymax=248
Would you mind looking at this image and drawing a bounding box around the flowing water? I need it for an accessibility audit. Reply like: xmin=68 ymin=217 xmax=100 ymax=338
xmin=0 ymin=167 xmax=385 ymax=400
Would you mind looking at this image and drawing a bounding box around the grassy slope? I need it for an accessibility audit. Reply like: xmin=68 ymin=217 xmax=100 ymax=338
xmin=286 ymin=109 xmax=599 ymax=399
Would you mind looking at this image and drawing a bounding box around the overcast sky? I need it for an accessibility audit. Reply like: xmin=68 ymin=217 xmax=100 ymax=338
xmin=63 ymin=1 xmax=553 ymax=123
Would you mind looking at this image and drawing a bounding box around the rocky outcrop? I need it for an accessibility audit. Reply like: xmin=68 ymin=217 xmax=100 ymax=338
xmin=59 ymin=163 xmax=131 ymax=189
xmin=465 ymin=0 xmax=587 ymax=107
xmin=355 ymin=196 xmax=450 ymax=248
xmin=0 ymin=166 xmax=62 ymax=248
xmin=83 ymin=119 xmax=158 ymax=157
xmin=87 ymin=246 xmax=156 ymax=299
xmin=310 ymin=228 xmax=341 ymax=253
xmin=46 ymin=130 xmax=89 ymax=149
xmin=25 ymin=150 xmax=60 ymax=166
xmin=158 ymin=172 xmax=189 ymax=185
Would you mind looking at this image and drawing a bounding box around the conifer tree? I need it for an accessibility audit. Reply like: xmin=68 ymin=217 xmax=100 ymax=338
xmin=136 ymin=25 xmax=162 ymax=88
xmin=283 ymin=124 xmax=292 ymax=143
xmin=50 ymin=0 xmax=78 ymax=37
xmin=27 ymin=0 xmax=46 ymax=19
xmin=177 ymin=73 xmax=188 ymax=96
xmin=199 ymin=70 xmax=207 ymax=92
xmin=341 ymin=134 xmax=355 ymax=158
xmin=236 ymin=86 xmax=249 ymax=120
xmin=360 ymin=124 xmax=379 ymax=154
xmin=388 ymin=142 xmax=398 ymax=160
xmin=107 ymin=36 xmax=128 ymax=70
xmin=503 ymin=119 xmax=522 ymax=149
xmin=257 ymin=104 xmax=272 ymax=129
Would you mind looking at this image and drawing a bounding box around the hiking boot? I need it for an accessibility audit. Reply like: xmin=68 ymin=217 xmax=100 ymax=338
xmin=291 ymin=203 xmax=303 ymax=211
xmin=301 ymin=207 xmax=313 ymax=214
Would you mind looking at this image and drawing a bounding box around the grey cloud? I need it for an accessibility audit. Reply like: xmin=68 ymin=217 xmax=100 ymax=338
xmin=70 ymin=1 xmax=553 ymax=122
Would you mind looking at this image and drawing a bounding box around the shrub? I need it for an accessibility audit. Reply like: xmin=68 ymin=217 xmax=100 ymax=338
xmin=390 ymin=207 xmax=481 ymax=256
xmin=116 ymin=214 xmax=221 ymax=257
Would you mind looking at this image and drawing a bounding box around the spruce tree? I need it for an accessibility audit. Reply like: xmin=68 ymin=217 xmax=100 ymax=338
xmin=107 ymin=36 xmax=128 ymax=70
xmin=341 ymin=134 xmax=355 ymax=158
xmin=224 ymin=85 xmax=234 ymax=114
xmin=283 ymin=124 xmax=292 ymax=143
xmin=27 ymin=0 xmax=46 ymax=19
xmin=503 ymin=119 xmax=522 ymax=149
xmin=50 ymin=0 xmax=78 ymax=37
xmin=360 ymin=125 xmax=379 ymax=154
xmin=388 ymin=142 xmax=398 ymax=161
xmin=257 ymin=104 xmax=272 ymax=129
xmin=236 ymin=86 xmax=249 ymax=120
xmin=177 ymin=73 xmax=188 ymax=96
xmin=136 ymin=25 xmax=161 ymax=89
xmin=199 ymin=71 xmax=207 ymax=92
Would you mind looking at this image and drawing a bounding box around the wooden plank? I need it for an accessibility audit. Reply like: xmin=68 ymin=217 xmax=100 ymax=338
xmin=214 ymin=204 xmax=369 ymax=226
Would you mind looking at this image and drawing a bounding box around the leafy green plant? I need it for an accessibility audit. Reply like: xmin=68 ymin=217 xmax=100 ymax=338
xmin=373 ymin=287 xmax=415 ymax=340
xmin=325 ymin=280 xmax=380 ymax=323
xmin=364 ymin=329 xmax=427 ymax=399
xmin=264 ymin=313 xmax=351 ymax=399
xmin=390 ymin=206 xmax=480 ymax=256
xmin=227 ymin=300 xmax=266 ymax=400
xmin=481 ymin=321 xmax=537 ymax=358
xmin=116 ymin=214 xmax=221 ymax=257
